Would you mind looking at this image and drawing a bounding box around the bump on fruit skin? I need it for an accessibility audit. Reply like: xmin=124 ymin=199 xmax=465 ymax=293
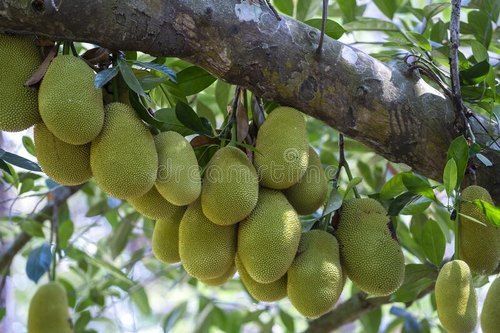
xmin=254 ymin=107 xmax=308 ymax=189
xmin=435 ymin=260 xmax=478 ymax=333
xmin=0 ymin=34 xmax=41 ymax=132
xmin=459 ymin=185 xmax=499 ymax=275
xmin=90 ymin=103 xmax=158 ymax=199
xmin=155 ymin=131 xmax=201 ymax=206
xmin=287 ymin=230 xmax=344 ymax=318
xmin=38 ymin=55 xmax=104 ymax=144
xmin=179 ymin=200 xmax=237 ymax=280
xmin=28 ymin=282 xmax=72 ymax=333
xmin=235 ymin=254 xmax=287 ymax=302
xmin=152 ymin=210 xmax=186 ymax=264
xmin=238 ymin=188 xmax=301 ymax=283
xmin=199 ymin=264 xmax=236 ymax=286
xmin=285 ymin=147 xmax=328 ymax=215
xmin=129 ymin=187 xmax=185 ymax=221
xmin=481 ymin=277 xmax=500 ymax=333
xmin=34 ymin=123 xmax=92 ymax=185
xmin=336 ymin=198 xmax=404 ymax=296
xmin=201 ymin=146 xmax=259 ymax=225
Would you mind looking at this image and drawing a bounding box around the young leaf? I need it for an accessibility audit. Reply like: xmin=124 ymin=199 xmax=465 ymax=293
xmin=472 ymin=199 xmax=500 ymax=227
xmin=443 ymin=158 xmax=457 ymax=195
xmin=118 ymin=58 xmax=147 ymax=97
xmin=421 ymin=220 xmax=445 ymax=266
xmin=446 ymin=136 xmax=469 ymax=186
xmin=22 ymin=136 xmax=36 ymax=156
xmin=380 ymin=173 xmax=406 ymax=199
xmin=401 ymin=173 xmax=436 ymax=201
xmin=26 ymin=243 xmax=52 ymax=283
xmin=305 ymin=19 xmax=346 ymax=40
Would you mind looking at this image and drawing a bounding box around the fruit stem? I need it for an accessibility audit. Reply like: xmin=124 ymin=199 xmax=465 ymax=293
xmin=337 ymin=133 xmax=361 ymax=199
xmin=454 ymin=194 xmax=461 ymax=260
xmin=62 ymin=41 xmax=70 ymax=55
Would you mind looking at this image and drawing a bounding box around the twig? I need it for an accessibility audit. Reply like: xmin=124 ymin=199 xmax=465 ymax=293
xmin=316 ymin=0 xmax=329 ymax=57
xmin=334 ymin=134 xmax=360 ymax=198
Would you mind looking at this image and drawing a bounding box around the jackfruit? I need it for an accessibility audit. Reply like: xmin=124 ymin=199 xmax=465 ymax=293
xmin=90 ymin=103 xmax=158 ymax=199
xmin=238 ymin=189 xmax=301 ymax=283
xmin=38 ymin=55 xmax=104 ymax=144
xmin=28 ymin=282 xmax=72 ymax=333
xmin=34 ymin=123 xmax=92 ymax=185
xmin=201 ymin=146 xmax=259 ymax=225
xmin=199 ymin=264 xmax=236 ymax=286
xmin=336 ymin=198 xmax=404 ymax=296
xmin=287 ymin=230 xmax=344 ymax=318
xmin=435 ymin=260 xmax=477 ymax=333
xmin=0 ymin=34 xmax=41 ymax=132
xmin=459 ymin=185 xmax=499 ymax=275
xmin=129 ymin=187 xmax=185 ymax=221
xmin=481 ymin=277 xmax=500 ymax=333
xmin=155 ymin=131 xmax=201 ymax=206
xmin=235 ymin=254 xmax=287 ymax=302
xmin=285 ymin=147 xmax=328 ymax=215
xmin=152 ymin=211 xmax=185 ymax=264
xmin=254 ymin=107 xmax=308 ymax=189
xmin=179 ymin=200 xmax=237 ymax=280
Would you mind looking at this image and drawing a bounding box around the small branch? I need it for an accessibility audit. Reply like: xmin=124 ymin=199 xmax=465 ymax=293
xmin=335 ymin=134 xmax=360 ymax=198
xmin=315 ymin=0 xmax=328 ymax=57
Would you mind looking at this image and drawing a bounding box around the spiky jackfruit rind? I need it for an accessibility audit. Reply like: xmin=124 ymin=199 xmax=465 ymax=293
xmin=38 ymin=55 xmax=104 ymax=145
xmin=481 ymin=277 xmax=500 ymax=333
xmin=155 ymin=131 xmax=201 ymax=206
xmin=254 ymin=107 xmax=308 ymax=189
xmin=34 ymin=123 xmax=92 ymax=185
xmin=152 ymin=209 xmax=186 ymax=264
xmin=199 ymin=264 xmax=236 ymax=286
xmin=90 ymin=103 xmax=158 ymax=199
xmin=435 ymin=260 xmax=478 ymax=333
xmin=238 ymin=189 xmax=301 ymax=283
xmin=336 ymin=198 xmax=405 ymax=296
xmin=0 ymin=34 xmax=41 ymax=132
xmin=201 ymin=146 xmax=259 ymax=225
xmin=179 ymin=200 xmax=237 ymax=280
xmin=28 ymin=282 xmax=72 ymax=333
xmin=129 ymin=187 xmax=185 ymax=221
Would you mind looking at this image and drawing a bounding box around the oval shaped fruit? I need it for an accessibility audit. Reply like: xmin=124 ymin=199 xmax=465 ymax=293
xmin=90 ymin=103 xmax=158 ymax=199
xmin=238 ymin=189 xmax=301 ymax=283
xmin=481 ymin=277 xmax=500 ymax=333
xmin=201 ymin=146 xmax=259 ymax=225
xmin=199 ymin=265 xmax=236 ymax=287
xmin=287 ymin=230 xmax=344 ymax=318
xmin=38 ymin=55 xmax=104 ymax=144
xmin=235 ymin=254 xmax=287 ymax=302
xmin=152 ymin=210 xmax=186 ymax=264
xmin=34 ymin=123 xmax=92 ymax=185
xmin=254 ymin=106 xmax=308 ymax=189
xmin=285 ymin=147 xmax=328 ymax=215
xmin=459 ymin=185 xmax=499 ymax=275
xmin=28 ymin=282 xmax=72 ymax=333
xmin=155 ymin=131 xmax=201 ymax=206
xmin=336 ymin=198 xmax=404 ymax=296
xmin=179 ymin=200 xmax=237 ymax=280
xmin=435 ymin=260 xmax=478 ymax=333
xmin=129 ymin=187 xmax=185 ymax=221
xmin=0 ymin=34 xmax=41 ymax=132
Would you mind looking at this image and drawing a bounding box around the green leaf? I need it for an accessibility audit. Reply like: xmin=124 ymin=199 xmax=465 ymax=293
xmin=400 ymin=197 xmax=432 ymax=215
xmin=338 ymin=0 xmax=357 ymax=22
xmin=279 ymin=309 xmax=295 ymax=332
xmin=373 ymin=0 xmax=403 ymax=19
xmin=272 ymin=0 xmax=293 ymax=16
xmin=423 ymin=3 xmax=450 ymax=18
xmin=175 ymin=102 xmax=212 ymax=136
xmin=430 ymin=19 xmax=447 ymax=43
xmin=360 ymin=308 xmax=382 ymax=333
xmin=460 ymin=60 xmax=490 ymax=82
xmin=443 ymin=158 xmax=457 ymax=195
xmin=446 ymin=136 xmax=469 ymax=186
xmin=472 ymin=199 xmax=500 ymax=227
xmin=19 ymin=177 xmax=34 ymax=194
xmin=132 ymin=60 xmax=176 ymax=82
xmin=468 ymin=40 xmax=489 ymax=62
xmin=388 ymin=192 xmax=418 ymax=216
xmin=20 ymin=219 xmax=44 ymax=237
xmin=108 ymin=215 xmax=136 ymax=258
xmin=296 ymin=0 xmax=321 ymax=21
xmin=305 ymin=19 xmax=345 ymax=40
xmin=323 ymin=188 xmax=343 ymax=216
xmin=130 ymin=287 xmax=152 ymax=316
xmin=0 ymin=149 xmax=41 ymax=172
xmin=155 ymin=108 xmax=195 ymax=136
xmin=405 ymin=32 xmax=431 ymax=51
xmin=118 ymin=58 xmax=147 ymax=97
xmin=176 ymin=66 xmax=216 ymax=96
xmin=343 ymin=18 xmax=400 ymax=32
xmin=380 ymin=173 xmax=406 ymax=200
xmin=94 ymin=66 xmax=119 ymax=89
xmin=344 ymin=177 xmax=362 ymax=198
xmin=468 ymin=10 xmax=493 ymax=48
xmin=163 ymin=302 xmax=188 ymax=332
xmin=392 ymin=264 xmax=437 ymax=302
xmin=215 ymin=80 xmax=232 ymax=113
xmin=22 ymin=136 xmax=36 ymax=156
xmin=401 ymin=173 xmax=436 ymax=201
xmin=58 ymin=219 xmax=74 ymax=249
xmin=421 ymin=220 xmax=445 ymax=266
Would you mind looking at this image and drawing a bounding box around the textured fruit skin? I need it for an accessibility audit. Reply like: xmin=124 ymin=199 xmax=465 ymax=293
xmin=129 ymin=187 xmax=185 ymax=221
xmin=152 ymin=210 xmax=185 ymax=264
xmin=38 ymin=55 xmax=104 ymax=144
xmin=238 ymin=189 xmax=301 ymax=283
xmin=481 ymin=277 xmax=500 ymax=333
xmin=435 ymin=260 xmax=478 ymax=333
xmin=287 ymin=230 xmax=344 ymax=318
xmin=254 ymin=107 xmax=308 ymax=189
xmin=199 ymin=264 xmax=236 ymax=286
xmin=0 ymin=34 xmax=41 ymax=131
xmin=34 ymin=123 xmax=92 ymax=185
xmin=235 ymin=254 xmax=287 ymax=302
xmin=201 ymin=146 xmax=259 ymax=225
xmin=155 ymin=131 xmax=201 ymax=206
xmin=336 ymin=198 xmax=404 ymax=296
xmin=28 ymin=282 xmax=72 ymax=333
xmin=90 ymin=103 xmax=158 ymax=199
xmin=285 ymin=147 xmax=328 ymax=215
xmin=459 ymin=185 xmax=499 ymax=275
xmin=179 ymin=200 xmax=237 ymax=280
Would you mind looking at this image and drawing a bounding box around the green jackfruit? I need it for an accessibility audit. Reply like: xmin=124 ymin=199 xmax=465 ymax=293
xmin=481 ymin=277 xmax=500 ymax=333
xmin=199 ymin=264 xmax=236 ymax=286
xmin=38 ymin=55 xmax=104 ymax=144
xmin=155 ymin=131 xmax=201 ymax=206
xmin=287 ymin=230 xmax=344 ymax=318
xmin=152 ymin=211 xmax=185 ymax=264
xmin=254 ymin=107 xmax=308 ymax=189
xmin=459 ymin=185 xmax=499 ymax=275
xmin=238 ymin=189 xmax=301 ymax=283
xmin=336 ymin=198 xmax=404 ymax=296
xmin=90 ymin=103 xmax=158 ymax=199
xmin=201 ymin=146 xmax=259 ymax=225
xmin=0 ymin=34 xmax=41 ymax=132
xmin=285 ymin=147 xmax=328 ymax=215
xmin=179 ymin=200 xmax=237 ymax=280
xmin=129 ymin=187 xmax=185 ymax=221
xmin=34 ymin=123 xmax=92 ymax=185
xmin=435 ymin=260 xmax=477 ymax=333
xmin=28 ymin=282 xmax=72 ymax=333
xmin=235 ymin=254 xmax=287 ymax=302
